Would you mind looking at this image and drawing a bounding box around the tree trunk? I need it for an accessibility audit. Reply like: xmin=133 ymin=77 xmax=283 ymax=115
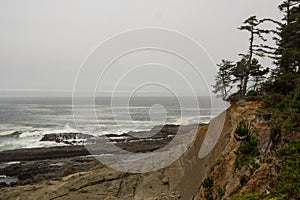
xmin=241 ymin=26 xmax=254 ymax=97
xmin=222 ymin=79 xmax=228 ymax=98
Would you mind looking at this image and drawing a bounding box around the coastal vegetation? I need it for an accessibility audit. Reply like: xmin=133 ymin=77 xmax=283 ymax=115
xmin=210 ymin=0 xmax=300 ymax=199
xmin=234 ymin=120 xmax=260 ymax=170
xmin=213 ymin=0 xmax=299 ymax=101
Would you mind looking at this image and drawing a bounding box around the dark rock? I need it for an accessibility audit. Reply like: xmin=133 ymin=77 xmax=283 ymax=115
xmin=40 ymin=133 xmax=95 ymax=145
xmin=0 ymin=157 xmax=99 ymax=187
xmin=0 ymin=146 xmax=91 ymax=162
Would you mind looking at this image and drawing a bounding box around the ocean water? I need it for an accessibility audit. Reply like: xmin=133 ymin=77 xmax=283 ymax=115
xmin=0 ymin=96 xmax=228 ymax=152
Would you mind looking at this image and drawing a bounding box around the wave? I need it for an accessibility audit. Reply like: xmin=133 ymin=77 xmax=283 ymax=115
xmin=0 ymin=114 xmax=218 ymax=152
xmin=19 ymin=124 xmax=79 ymax=138
xmin=0 ymin=130 xmax=18 ymax=137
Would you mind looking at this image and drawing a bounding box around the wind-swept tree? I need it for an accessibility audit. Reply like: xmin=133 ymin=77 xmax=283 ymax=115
xmin=231 ymin=55 xmax=267 ymax=94
xmin=212 ymin=59 xmax=235 ymax=100
xmin=238 ymin=16 xmax=274 ymax=96
xmin=213 ymin=3 xmax=299 ymax=100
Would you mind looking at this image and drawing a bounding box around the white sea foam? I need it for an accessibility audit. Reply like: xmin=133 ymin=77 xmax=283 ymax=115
xmin=19 ymin=124 xmax=79 ymax=138
xmin=0 ymin=97 xmax=228 ymax=152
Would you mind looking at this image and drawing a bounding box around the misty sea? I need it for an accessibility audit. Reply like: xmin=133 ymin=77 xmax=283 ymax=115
xmin=0 ymin=96 xmax=228 ymax=152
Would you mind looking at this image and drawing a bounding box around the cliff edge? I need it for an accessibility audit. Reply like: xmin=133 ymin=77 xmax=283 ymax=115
xmin=1 ymin=100 xmax=280 ymax=200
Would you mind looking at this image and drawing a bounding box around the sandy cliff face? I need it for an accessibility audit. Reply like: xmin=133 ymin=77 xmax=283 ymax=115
xmin=194 ymin=100 xmax=279 ymax=200
xmin=0 ymin=100 xmax=269 ymax=200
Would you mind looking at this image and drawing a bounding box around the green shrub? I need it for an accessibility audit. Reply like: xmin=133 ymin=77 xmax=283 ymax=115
xmin=247 ymin=90 xmax=259 ymax=96
xmin=216 ymin=183 xmax=227 ymax=199
xmin=234 ymin=120 xmax=260 ymax=169
xmin=202 ymin=176 xmax=214 ymax=189
xmin=235 ymin=120 xmax=249 ymax=139
xmin=251 ymin=161 xmax=260 ymax=170
xmin=202 ymin=177 xmax=214 ymax=200
xmin=232 ymin=193 xmax=264 ymax=200
xmin=204 ymin=193 xmax=214 ymax=200
xmin=264 ymin=86 xmax=300 ymax=131
xmin=273 ymin=139 xmax=300 ymax=199
xmin=239 ymin=175 xmax=249 ymax=186
xmin=238 ymin=136 xmax=260 ymax=157
xmin=245 ymin=90 xmax=263 ymax=101
xmin=262 ymin=93 xmax=285 ymax=109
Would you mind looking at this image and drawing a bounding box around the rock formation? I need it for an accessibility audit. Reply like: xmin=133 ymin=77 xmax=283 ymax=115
xmin=0 ymin=100 xmax=280 ymax=200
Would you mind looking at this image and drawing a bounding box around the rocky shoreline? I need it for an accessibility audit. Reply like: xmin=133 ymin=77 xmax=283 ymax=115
xmin=0 ymin=105 xmax=233 ymax=200
xmin=0 ymin=124 xmax=190 ymax=162
xmin=0 ymin=124 xmax=200 ymax=189
xmin=0 ymin=156 xmax=99 ymax=188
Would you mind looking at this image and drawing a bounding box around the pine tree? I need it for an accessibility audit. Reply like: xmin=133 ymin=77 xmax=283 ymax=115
xmin=279 ymin=0 xmax=300 ymax=24
xmin=231 ymin=55 xmax=268 ymax=95
xmin=266 ymin=0 xmax=300 ymax=94
xmin=232 ymin=56 xmax=247 ymax=95
xmin=238 ymin=16 xmax=274 ymax=96
xmin=212 ymin=60 xmax=235 ymax=100
xmin=277 ymin=1 xmax=300 ymax=74
xmin=249 ymin=59 xmax=269 ymax=91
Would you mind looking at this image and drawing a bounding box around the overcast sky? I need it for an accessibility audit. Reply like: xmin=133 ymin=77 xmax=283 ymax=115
xmin=0 ymin=0 xmax=282 ymax=97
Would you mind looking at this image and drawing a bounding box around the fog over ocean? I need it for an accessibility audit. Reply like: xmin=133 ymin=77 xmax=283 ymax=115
xmin=0 ymin=96 xmax=228 ymax=151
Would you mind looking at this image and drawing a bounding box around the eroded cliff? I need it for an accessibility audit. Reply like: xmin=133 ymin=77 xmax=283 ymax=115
xmin=1 ymin=100 xmax=276 ymax=200
xmin=194 ymin=100 xmax=296 ymax=199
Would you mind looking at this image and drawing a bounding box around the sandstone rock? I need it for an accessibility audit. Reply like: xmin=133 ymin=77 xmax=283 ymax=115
xmin=1 ymin=100 xmax=267 ymax=200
